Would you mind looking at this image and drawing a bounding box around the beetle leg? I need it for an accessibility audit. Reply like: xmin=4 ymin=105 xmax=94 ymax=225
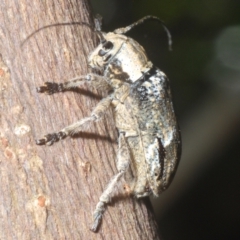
xmin=36 ymin=96 xmax=112 ymax=145
xmin=36 ymin=73 xmax=110 ymax=94
xmin=91 ymin=133 xmax=130 ymax=232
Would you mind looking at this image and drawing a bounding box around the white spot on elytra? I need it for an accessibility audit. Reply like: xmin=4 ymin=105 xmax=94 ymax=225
xmin=14 ymin=124 xmax=31 ymax=136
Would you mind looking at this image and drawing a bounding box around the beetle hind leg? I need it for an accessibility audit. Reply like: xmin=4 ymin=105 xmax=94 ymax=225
xmin=91 ymin=133 xmax=131 ymax=232
xmin=90 ymin=170 xmax=125 ymax=232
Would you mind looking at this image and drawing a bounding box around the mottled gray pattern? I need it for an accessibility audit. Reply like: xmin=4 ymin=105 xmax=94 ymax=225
xmin=36 ymin=16 xmax=181 ymax=232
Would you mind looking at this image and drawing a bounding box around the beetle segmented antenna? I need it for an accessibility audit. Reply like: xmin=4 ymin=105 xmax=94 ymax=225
xmin=114 ymin=15 xmax=172 ymax=51
xmin=94 ymin=14 xmax=103 ymax=31
xmin=94 ymin=14 xmax=107 ymax=43
xmin=96 ymin=31 xmax=107 ymax=43
xmin=21 ymin=22 xmax=94 ymax=47
xmin=21 ymin=17 xmax=107 ymax=47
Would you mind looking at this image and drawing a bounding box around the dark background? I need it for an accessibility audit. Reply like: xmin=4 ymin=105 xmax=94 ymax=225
xmin=90 ymin=1 xmax=240 ymax=239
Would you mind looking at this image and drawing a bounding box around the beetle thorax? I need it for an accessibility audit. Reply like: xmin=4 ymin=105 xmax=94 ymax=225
xmin=88 ymin=32 xmax=153 ymax=82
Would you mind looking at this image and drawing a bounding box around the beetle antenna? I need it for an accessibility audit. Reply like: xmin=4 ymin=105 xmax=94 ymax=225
xmin=94 ymin=14 xmax=107 ymax=43
xmin=21 ymin=15 xmax=107 ymax=47
xmin=21 ymin=22 xmax=93 ymax=47
xmin=113 ymin=15 xmax=172 ymax=51
xmin=94 ymin=14 xmax=103 ymax=31
xmin=96 ymin=31 xmax=107 ymax=43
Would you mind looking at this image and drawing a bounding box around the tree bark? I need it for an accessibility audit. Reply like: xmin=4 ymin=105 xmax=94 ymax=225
xmin=0 ymin=0 xmax=160 ymax=239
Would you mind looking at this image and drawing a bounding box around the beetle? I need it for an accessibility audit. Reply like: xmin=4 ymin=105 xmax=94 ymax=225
xmin=35 ymin=15 xmax=181 ymax=232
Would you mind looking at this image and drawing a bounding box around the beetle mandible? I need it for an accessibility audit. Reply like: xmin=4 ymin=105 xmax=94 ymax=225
xmin=36 ymin=15 xmax=181 ymax=232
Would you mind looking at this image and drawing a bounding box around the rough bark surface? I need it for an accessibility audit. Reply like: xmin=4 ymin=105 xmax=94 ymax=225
xmin=0 ymin=0 xmax=160 ymax=239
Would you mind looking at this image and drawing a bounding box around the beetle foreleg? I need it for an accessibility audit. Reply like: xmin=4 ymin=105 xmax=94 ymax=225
xmin=36 ymin=74 xmax=110 ymax=94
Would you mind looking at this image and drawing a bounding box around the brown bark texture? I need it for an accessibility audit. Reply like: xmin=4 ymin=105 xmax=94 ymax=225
xmin=0 ymin=0 xmax=161 ymax=239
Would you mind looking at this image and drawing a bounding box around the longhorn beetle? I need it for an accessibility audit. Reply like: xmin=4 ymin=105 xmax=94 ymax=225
xmin=35 ymin=15 xmax=181 ymax=232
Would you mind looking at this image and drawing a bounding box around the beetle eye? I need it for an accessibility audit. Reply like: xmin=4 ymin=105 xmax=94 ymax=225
xmin=98 ymin=49 xmax=106 ymax=56
xmin=98 ymin=41 xmax=113 ymax=57
xmin=103 ymin=41 xmax=113 ymax=50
